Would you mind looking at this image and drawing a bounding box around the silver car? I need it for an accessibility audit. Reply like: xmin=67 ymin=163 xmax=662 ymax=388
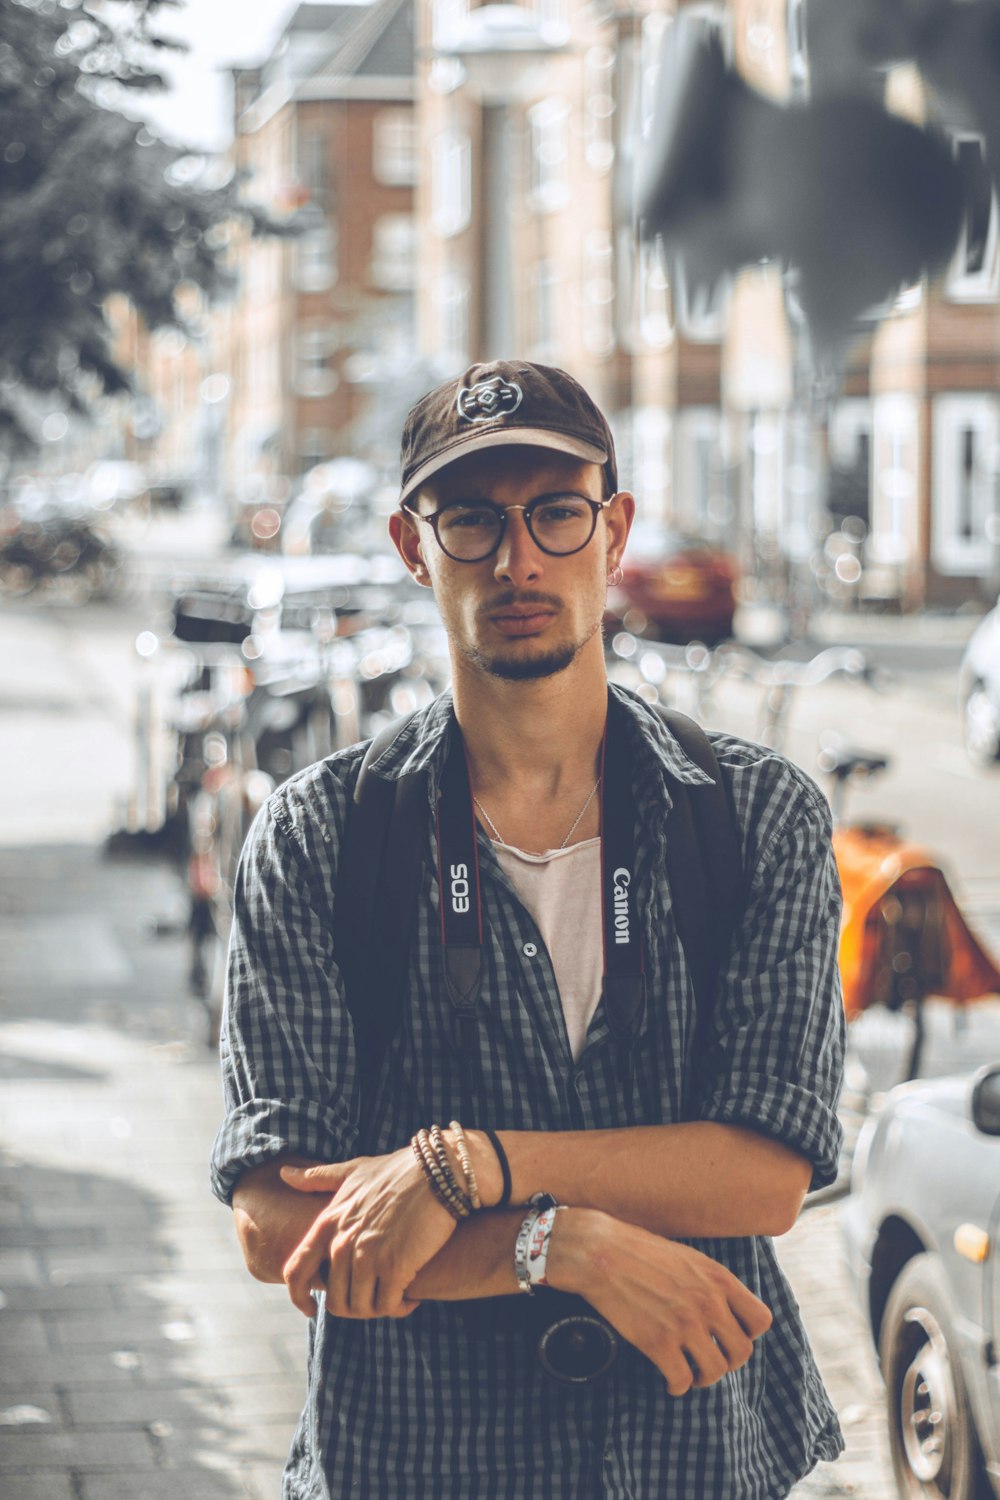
xmin=841 ymin=1063 xmax=1000 ymax=1500
xmin=960 ymin=603 xmax=1000 ymax=767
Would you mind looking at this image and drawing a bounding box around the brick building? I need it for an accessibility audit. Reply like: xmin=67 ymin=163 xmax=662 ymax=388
xmin=226 ymin=0 xmax=418 ymax=500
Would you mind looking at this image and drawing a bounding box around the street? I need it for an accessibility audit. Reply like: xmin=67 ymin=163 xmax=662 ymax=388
xmin=2 ymin=522 xmax=999 ymax=1499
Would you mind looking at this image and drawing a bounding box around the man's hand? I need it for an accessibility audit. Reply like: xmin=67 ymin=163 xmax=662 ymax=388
xmin=280 ymin=1151 xmax=459 ymax=1320
xmin=546 ymin=1209 xmax=772 ymax=1397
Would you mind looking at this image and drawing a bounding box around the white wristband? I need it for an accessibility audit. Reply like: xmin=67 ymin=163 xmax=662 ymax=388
xmin=526 ymin=1203 xmax=564 ymax=1289
xmin=514 ymin=1193 xmax=558 ymax=1294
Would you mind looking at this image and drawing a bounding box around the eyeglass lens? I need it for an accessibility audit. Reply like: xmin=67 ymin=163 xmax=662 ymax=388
xmin=435 ymin=498 xmax=597 ymax=561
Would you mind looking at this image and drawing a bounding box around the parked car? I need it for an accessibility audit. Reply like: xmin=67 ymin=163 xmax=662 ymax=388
xmin=960 ymin=602 xmax=1000 ymax=767
xmin=841 ymin=1063 xmax=1000 ymax=1499
xmin=607 ymin=525 xmax=738 ymax=644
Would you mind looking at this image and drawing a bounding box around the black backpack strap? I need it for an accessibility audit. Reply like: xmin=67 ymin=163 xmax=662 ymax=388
xmin=333 ymin=714 xmax=427 ymax=1119
xmin=656 ymin=708 xmax=745 ymax=1054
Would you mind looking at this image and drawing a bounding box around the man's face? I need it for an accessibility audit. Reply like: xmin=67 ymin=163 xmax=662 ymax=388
xmin=390 ymin=446 xmax=633 ymax=683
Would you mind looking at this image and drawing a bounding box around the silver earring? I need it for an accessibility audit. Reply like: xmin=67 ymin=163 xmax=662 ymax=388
xmin=607 ymin=565 xmax=623 ymax=587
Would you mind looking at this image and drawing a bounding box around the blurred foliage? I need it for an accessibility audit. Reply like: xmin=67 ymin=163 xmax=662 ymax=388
xmin=0 ymin=0 xmax=286 ymax=456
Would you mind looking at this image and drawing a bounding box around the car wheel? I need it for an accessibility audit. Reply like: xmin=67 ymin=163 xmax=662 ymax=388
xmin=963 ymin=684 xmax=1000 ymax=767
xmin=879 ymin=1253 xmax=991 ymax=1500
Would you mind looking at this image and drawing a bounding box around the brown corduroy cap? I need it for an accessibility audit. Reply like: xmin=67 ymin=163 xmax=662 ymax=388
xmin=399 ymin=360 xmax=618 ymax=503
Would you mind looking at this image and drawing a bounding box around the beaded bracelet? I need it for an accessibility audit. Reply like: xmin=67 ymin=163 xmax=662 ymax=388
xmin=414 ymin=1138 xmax=468 ymax=1221
xmin=417 ymin=1127 xmax=473 ymax=1217
xmin=429 ymin=1125 xmax=475 ymax=1214
xmin=411 ymin=1131 xmax=470 ymax=1220
xmin=447 ymin=1120 xmax=482 ymax=1210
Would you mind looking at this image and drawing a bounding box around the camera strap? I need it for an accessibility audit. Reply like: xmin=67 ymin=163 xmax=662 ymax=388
xmin=434 ymin=690 xmax=645 ymax=1060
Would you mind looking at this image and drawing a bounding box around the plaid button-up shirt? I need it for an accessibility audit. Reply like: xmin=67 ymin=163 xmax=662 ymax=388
xmin=212 ymin=687 xmax=846 ymax=1500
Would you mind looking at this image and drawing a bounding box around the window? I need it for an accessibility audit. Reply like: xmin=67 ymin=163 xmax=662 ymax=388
xmin=673 ymin=258 xmax=729 ymax=342
xmin=374 ymin=109 xmax=417 ymax=188
xmin=298 ymin=427 xmax=333 ymax=474
xmin=640 ymin=12 xmax=672 ymax=140
xmin=631 ymin=406 xmax=672 ymax=524
xmin=298 ymin=127 xmax=327 ymax=204
xmin=433 ymin=273 xmax=470 ymax=365
xmin=828 ymin=399 xmax=872 ymax=528
xmin=582 ymin=229 xmax=615 ymax=356
xmin=787 ymin=0 xmax=808 ymax=98
xmin=370 ymin=214 xmax=417 ymax=291
xmin=296 ymin=325 xmax=338 ymax=398
xmin=584 ymin=47 xmax=615 ymax=173
xmin=675 ymin=408 xmax=722 ymax=534
xmin=527 ymin=98 xmax=570 ymax=212
xmin=432 ymin=0 xmax=467 ymax=49
xmin=947 ymin=136 xmax=999 ymax=301
xmin=534 ymin=0 xmax=568 ymax=32
xmin=638 ymin=235 xmax=673 ymax=349
xmin=431 ymin=130 xmax=471 ymax=237
xmin=295 ymin=220 xmax=337 ymax=292
xmin=871 ymin=393 xmax=920 ymax=571
xmin=932 ymin=395 xmax=1000 ymax=576
xmin=750 ymin=412 xmax=783 ymax=538
xmin=528 ymin=259 xmax=559 ymax=360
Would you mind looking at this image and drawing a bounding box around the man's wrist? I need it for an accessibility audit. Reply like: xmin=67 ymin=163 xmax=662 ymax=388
xmin=463 ymin=1129 xmax=506 ymax=1208
xmin=540 ymin=1205 xmax=608 ymax=1296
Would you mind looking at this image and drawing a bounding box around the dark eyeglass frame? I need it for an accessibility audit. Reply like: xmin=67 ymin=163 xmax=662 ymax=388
xmin=400 ymin=492 xmax=618 ymax=563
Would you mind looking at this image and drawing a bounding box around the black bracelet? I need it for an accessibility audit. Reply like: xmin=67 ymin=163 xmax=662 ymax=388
xmin=483 ymin=1126 xmax=512 ymax=1208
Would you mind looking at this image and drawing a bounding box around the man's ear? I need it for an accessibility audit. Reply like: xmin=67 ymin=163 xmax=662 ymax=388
xmin=606 ymin=490 xmax=636 ymax=572
xmin=388 ymin=508 xmax=433 ymax=588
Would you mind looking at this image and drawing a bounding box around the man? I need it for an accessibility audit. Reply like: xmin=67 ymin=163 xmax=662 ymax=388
xmin=212 ymin=360 xmax=846 ymax=1499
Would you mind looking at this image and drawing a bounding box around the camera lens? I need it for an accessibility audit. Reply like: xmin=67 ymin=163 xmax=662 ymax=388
xmin=536 ymin=1311 xmax=619 ymax=1385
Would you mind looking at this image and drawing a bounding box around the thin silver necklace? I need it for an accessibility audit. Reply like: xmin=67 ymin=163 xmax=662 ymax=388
xmin=473 ymin=778 xmax=601 ymax=853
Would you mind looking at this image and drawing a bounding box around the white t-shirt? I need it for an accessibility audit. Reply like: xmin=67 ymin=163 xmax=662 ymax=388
xmin=492 ymin=837 xmax=603 ymax=1063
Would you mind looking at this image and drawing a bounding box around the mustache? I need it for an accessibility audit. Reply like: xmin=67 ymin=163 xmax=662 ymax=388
xmin=482 ymin=590 xmax=563 ymax=614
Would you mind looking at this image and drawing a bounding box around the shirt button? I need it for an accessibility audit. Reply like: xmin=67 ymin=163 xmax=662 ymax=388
xmin=522 ymin=941 xmax=538 ymax=958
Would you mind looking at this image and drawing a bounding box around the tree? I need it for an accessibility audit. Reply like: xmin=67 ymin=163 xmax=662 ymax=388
xmin=0 ymin=0 xmax=284 ymax=455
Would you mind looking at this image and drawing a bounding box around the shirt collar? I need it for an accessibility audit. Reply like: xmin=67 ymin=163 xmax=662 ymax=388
xmin=363 ymin=683 xmax=715 ymax=810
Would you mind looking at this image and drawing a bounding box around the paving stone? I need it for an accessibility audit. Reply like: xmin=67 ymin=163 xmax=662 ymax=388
xmin=158 ymin=1421 xmax=294 ymax=1469
xmin=213 ymin=1382 xmax=305 ymax=1424
xmin=39 ymin=1248 xmax=172 ymax=1280
xmin=0 ymin=1249 xmax=43 ymax=1285
xmin=0 ymin=1283 xmax=117 ymax=1316
xmin=162 ymin=1339 xmax=295 ymax=1386
xmin=0 ymin=1391 xmax=63 ymax=1426
xmin=78 ymin=1469 xmax=251 ymax=1500
xmin=2 ymin=1226 xmax=105 ymax=1250
xmin=0 ymin=1351 xmax=144 ymax=1391
xmin=64 ymin=1383 xmax=227 ymax=1428
xmin=0 ymin=1473 xmax=77 ymax=1500
xmin=242 ymin=1461 xmax=289 ymax=1500
xmin=0 ymin=1313 xmax=53 ymax=1354
xmin=0 ymin=1427 xmax=155 ymax=1471
xmin=47 ymin=1310 xmax=202 ymax=1350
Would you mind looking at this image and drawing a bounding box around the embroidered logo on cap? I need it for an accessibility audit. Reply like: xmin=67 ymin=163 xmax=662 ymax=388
xmin=456 ymin=377 xmax=523 ymax=424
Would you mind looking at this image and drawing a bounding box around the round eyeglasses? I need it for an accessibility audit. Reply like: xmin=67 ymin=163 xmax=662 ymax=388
xmin=401 ymin=493 xmax=616 ymax=563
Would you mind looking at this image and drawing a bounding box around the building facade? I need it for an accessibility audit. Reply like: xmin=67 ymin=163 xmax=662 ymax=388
xmin=226 ymin=0 xmax=418 ymax=501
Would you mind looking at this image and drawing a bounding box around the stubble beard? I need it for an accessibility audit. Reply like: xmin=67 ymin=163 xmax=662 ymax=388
xmin=459 ymin=613 xmax=602 ymax=682
xmin=462 ymin=640 xmax=580 ymax=681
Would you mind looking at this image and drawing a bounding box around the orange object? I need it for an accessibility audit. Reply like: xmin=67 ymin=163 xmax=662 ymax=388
xmin=834 ymin=824 xmax=1000 ymax=1019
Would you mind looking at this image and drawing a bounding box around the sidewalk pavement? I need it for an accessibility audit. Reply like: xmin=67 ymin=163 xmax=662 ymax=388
xmin=0 ymin=848 xmax=306 ymax=1500
xmin=0 ymin=841 xmax=902 ymax=1500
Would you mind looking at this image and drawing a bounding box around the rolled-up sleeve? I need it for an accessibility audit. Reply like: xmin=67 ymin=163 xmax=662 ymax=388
xmin=696 ymin=772 xmax=846 ymax=1190
xmin=210 ymin=789 xmax=360 ymax=1204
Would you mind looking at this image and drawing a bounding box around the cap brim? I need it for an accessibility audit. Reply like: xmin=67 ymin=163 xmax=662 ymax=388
xmin=399 ymin=428 xmax=609 ymax=503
